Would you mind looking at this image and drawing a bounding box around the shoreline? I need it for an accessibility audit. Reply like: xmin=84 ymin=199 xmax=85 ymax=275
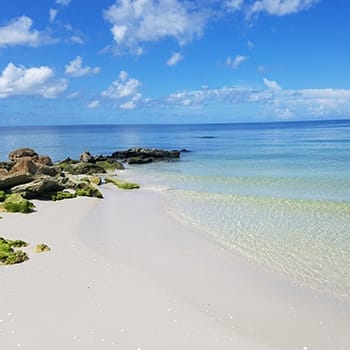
xmin=1 ymin=184 xmax=349 ymax=349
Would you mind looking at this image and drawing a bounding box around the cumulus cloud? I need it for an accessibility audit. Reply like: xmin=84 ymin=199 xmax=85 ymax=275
xmin=103 ymin=0 xmax=209 ymax=54
xmin=102 ymin=70 xmax=142 ymax=109
xmin=248 ymin=0 xmax=320 ymax=16
xmin=87 ymin=100 xmax=100 ymax=109
xmin=0 ymin=62 xmax=67 ymax=99
xmin=226 ymin=55 xmax=248 ymax=69
xmin=263 ymin=77 xmax=282 ymax=90
xmin=65 ymin=56 xmax=100 ymax=77
xmin=167 ymin=52 xmax=183 ymax=66
xmin=0 ymin=16 xmax=52 ymax=48
xmin=102 ymin=70 xmax=141 ymax=99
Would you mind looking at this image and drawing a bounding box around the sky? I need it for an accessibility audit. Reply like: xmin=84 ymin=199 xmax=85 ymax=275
xmin=0 ymin=0 xmax=349 ymax=125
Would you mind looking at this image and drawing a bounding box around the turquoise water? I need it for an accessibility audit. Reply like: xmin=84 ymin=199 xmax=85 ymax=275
xmin=1 ymin=120 xmax=350 ymax=301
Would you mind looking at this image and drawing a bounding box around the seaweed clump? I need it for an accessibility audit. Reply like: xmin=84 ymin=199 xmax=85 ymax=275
xmin=105 ymin=177 xmax=140 ymax=190
xmin=35 ymin=243 xmax=51 ymax=253
xmin=51 ymin=191 xmax=76 ymax=201
xmin=76 ymin=184 xmax=103 ymax=198
xmin=0 ymin=237 xmax=29 ymax=265
xmin=3 ymin=193 xmax=35 ymax=213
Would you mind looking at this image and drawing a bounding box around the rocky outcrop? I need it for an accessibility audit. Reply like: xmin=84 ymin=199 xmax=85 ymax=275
xmin=2 ymin=193 xmax=35 ymax=213
xmin=9 ymin=148 xmax=39 ymax=162
xmin=11 ymin=177 xmax=64 ymax=199
xmin=111 ymin=148 xmax=180 ymax=164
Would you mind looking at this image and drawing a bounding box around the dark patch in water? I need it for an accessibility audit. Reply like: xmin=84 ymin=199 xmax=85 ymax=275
xmin=195 ymin=136 xmax=218 ymax=139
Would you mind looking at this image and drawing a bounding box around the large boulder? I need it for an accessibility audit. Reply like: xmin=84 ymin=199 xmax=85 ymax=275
xmin=11 ymin=177 xmax=64 ymax=199
xmin=9 ymin=158 xmax=38 ymax=176
xmin=9 ymin=148 xmax=39 ymax=162
xmin=0 ymin=173 xmax=34 ymax=190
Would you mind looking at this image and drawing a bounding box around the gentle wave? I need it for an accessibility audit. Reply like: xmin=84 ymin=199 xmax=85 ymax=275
xmin=165 ymin=189 xmax=350 ymax=302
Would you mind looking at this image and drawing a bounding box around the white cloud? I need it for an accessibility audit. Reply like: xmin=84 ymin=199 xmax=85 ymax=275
xmin=70 ymin=35 xmax=85 ymax=44
xmin=102 ymin=70 xmax=141 ymax=100
xmin=226 ymin=55 xmax=248 ymax=69
xmin=263 ymin=78 xmax=282 ymax=90
xmin=0 ymin=62 xmax=67 ymax=99
xmin=160 ymin=84 xmax=350 ymax=120
xmin=65 ymin=56 xmax=100 ymax=77
xmin=167 ymin=52 xmax=183 ymax=66
xmin=225 ymin=0 xmax=244 ymax=11
xmin=103 ymin=0 xmax=209 ymax=54
xmin=249 ymin=0 xmax=320 ymax=16
xmin=56 ymin=0 xmax=71 ymax=5
xmin=0 ymin=16 xmax=52 ymax=48
xmin=87 ymin=100 xmax=100 ymax=109
xmin=102 ymin=70 xmax=142 ymax=109
xmin=49 ymin=9 xmax=58 ymax=22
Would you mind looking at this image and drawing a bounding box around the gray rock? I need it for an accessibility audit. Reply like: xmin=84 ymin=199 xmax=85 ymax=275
xmin=80 ymin=151 xmax=95 ymax=163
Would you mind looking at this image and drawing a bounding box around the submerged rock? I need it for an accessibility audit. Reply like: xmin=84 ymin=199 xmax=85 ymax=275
xmin=105 ymin=177 xmax=140 ymax=190
xmin=2 ymin=193 xmax=35 ymax=213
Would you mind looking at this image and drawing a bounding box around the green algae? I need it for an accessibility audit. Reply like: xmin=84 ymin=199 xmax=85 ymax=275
xmin=96 ymin=160 xmax=124 ymax=172
xmin=0 ymin=237 xmax=29 ymax=265
xmin=0 ymin=190 xmax=7 ymax=202
xmin=76 ymin=184 xmax=103 ymax=198
xmin=105 ymin=177 xmax=140 ymax=190
xmin=3 ymin=193 xmax=35 ymax=213
xmin=51 ymin=191 xmax=76 ymax=201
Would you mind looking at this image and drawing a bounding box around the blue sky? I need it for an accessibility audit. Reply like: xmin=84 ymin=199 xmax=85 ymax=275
xmin=0 ymin=0 xmax=349 ymax=125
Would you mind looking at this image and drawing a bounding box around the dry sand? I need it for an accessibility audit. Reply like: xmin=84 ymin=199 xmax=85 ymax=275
xmin=1 ymin=185 xmax=349 ymax=350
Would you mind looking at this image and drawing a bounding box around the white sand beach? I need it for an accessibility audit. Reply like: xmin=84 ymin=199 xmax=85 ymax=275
xmin=1 ymin=185 xmax=349 ymax=350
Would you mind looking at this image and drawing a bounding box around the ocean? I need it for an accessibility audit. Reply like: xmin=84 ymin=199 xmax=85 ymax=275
xmin=1 ymin=120 xmax=349 ymax=302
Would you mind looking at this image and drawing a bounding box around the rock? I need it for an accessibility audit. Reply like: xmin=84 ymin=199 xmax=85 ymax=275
xmin=11 ymin=177 xmax=64 ymax=199
xmin=0 ymin=162 xmax=13 ymax=172
xmin=127 ymin=156 xmax=153 ymax=164
xmin=35 ymin=163 xmax=60 ymax=177
xmin=76 ymin=184 xmax=103 ymax=198
xmin=95 ymin=160 xmax=125 ymax=171
xmin=0 ymin=190 xmax=6 ymax=202
xmin=90 ymin=176 xmax=102 ymax=185
xmin=0 ymin=173 xmax=34 ymax=190
xmin=0 ymin=237 xmax=29 ymax=265
xmin=2 ymin=193 xmax=35 ymax=213
xmin=51 ymin=191 xmax=76 ymax=201
xmin=9 ymin=158 xmax=38 ymax=176
xmin=70 ymin=163 xmax=106 ymax=175
xmin=9 ymin=148 xmax=39 ymax=162
xmin=111 ymin=148 xmax=180 ymax=163
xmin=37 ymin=155 xmax=53 ymax=166
xmin=180 ymin=149 xmax=190 ymax=153
xmin=80 ymin=151 xmax=95 ymax=163
xmin=105 ymin=177 xmax=140 ymax=190
xmin=35 ymin=244 xmax=51 ymax=253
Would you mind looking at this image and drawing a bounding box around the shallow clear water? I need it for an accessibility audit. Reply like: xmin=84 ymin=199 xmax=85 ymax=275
xmin=1 ymin=120 xmax=350 ymax=301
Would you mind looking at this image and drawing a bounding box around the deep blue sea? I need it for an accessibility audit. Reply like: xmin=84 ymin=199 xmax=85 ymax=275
xmin=1 ymin=120 xmax=349 ymax=301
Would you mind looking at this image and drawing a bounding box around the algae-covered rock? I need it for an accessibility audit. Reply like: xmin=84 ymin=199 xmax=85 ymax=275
xmin=90 ymin=176 xmax=102 ymax=185
xmin=12 ymin=177 xmax=64 ymax=199
xmin=0 ymin=190 xmax=6 ymax=202
xmin=0 ymin=237 xmax=29 ymax=265
xmin=105 ymin=177 xmax=140 ymax=190
xmin=127 ymin=156 xmax=153 ymax=164
xmin=35 ymin=243 xmax=51 ymax=253
xmin=3 ymin=193 xmax=35 ymax=213
xmin=71 ymin=163 xmax=106 ymax=175
xmin=95 ymin=160 xmax=125 ymax=171
xmin=51 ymin=191 xmax=76 ymax=201
xmin=76 ymin=184 xmax=103 ymax=198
